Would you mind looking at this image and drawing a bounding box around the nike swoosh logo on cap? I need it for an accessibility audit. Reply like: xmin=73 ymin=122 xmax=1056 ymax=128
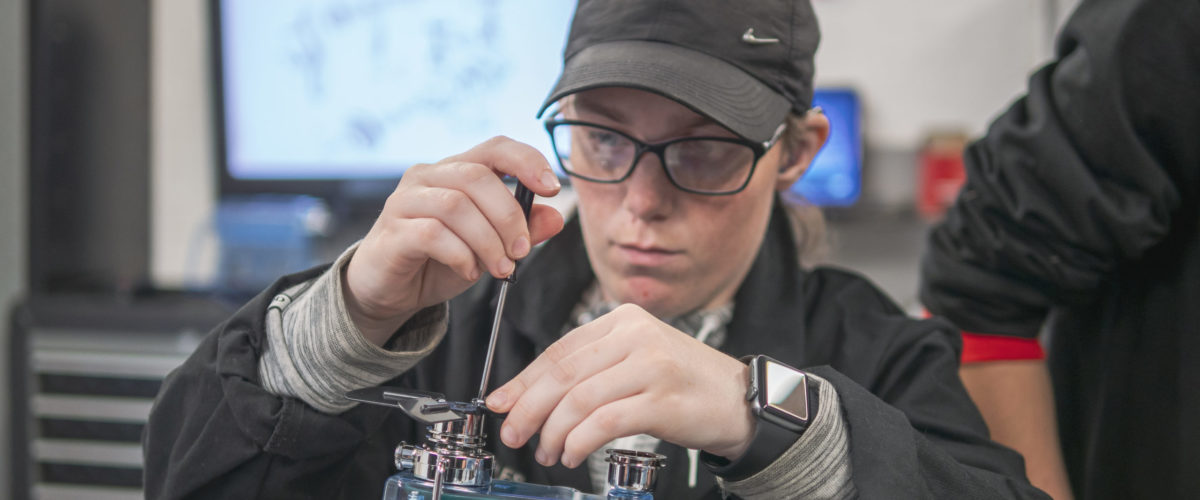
xmin=741 ymin=28 xmax=780 ymax=45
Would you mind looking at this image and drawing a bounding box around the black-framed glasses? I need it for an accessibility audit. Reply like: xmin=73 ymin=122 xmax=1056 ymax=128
xmin=544 ymin=117 xmax=784 ymax=195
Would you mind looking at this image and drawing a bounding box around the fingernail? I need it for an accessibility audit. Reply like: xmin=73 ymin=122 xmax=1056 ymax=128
xmin=541 ymin=170 xmax=560 ymax=190
xmin=498 ymin=258 xmax=514 ymax=276
xmin=486 ymin=390 xmax=507 ymax=409
xmin=535 ymin=448 xmax=548 ymax=466
xmin=561 ymin=456 xmax=575 ymax=469
xmin=512 ymin=236 xmax=530 ymax=258
xmin=502 ymin=425 xmax=518 ymax=447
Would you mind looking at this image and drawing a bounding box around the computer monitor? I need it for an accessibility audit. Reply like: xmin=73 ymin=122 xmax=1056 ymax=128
xmin=791 ymin=88 xmax=862 ymax=206
xmin=212 ymin=0 xmax=861 ymax=208
xmin=212 ymin=0 xmax=577 ymax=208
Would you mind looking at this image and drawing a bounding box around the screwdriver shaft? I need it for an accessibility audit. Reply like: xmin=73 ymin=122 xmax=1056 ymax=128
xmin=476 ymin=279 xmax=510 ymax=402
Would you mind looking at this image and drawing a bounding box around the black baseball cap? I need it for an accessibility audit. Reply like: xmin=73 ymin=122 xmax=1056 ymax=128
xmin=537 ymin=0 xmax=820 ymax=144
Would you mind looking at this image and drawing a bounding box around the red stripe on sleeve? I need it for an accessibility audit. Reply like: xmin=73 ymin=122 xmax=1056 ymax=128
xmin=960 ymin=331 xmax=1046 ymax=363
xmin=920 ymin=310 xmax=1045 ymax=363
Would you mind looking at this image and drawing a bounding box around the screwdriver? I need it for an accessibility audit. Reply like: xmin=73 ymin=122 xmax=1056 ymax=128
xmin=474 ymin=181 xmax=536 ymax=404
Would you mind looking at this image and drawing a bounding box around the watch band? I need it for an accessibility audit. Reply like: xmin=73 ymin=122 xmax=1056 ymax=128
xmin=701 ymin=409 xmax=803 ymax=481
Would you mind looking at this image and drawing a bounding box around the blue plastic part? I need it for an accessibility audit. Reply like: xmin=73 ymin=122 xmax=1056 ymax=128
xmin=384 ymin=470 xmax=654 ymax=499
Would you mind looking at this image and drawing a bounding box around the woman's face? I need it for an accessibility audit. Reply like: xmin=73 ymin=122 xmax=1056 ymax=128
xmin=565 ymin=87 xmax=798 ymax=318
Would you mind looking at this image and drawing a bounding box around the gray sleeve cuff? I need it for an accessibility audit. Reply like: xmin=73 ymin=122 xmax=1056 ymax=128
xmin=258 ymin=242 xmax=449 ymax=414
xmin=720 ymin=374 xmax=856 ymax=499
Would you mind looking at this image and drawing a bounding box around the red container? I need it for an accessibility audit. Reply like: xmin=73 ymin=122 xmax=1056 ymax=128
xmin=917 ymin=133 xmax=968 ymax=220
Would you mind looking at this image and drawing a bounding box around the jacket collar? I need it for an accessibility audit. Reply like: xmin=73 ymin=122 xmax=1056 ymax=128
xmin=723 ymin=200 xmax=809 ymax=361
xmin=505 ymin=198 xmax=809 ymax=362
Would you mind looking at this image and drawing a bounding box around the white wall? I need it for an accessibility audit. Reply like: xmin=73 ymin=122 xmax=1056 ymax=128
xmin=150 ymin=0 xmax=1076 ymax=285
xmin=814 ymin=0 xmax=1047 ymax=149
xmin=813 ymin=0 xmax=1082 ymax=148
xmin=151 ymin=0 xmax=217 ymax=288
xmin=811 ymin=0 xmax=1079 ymax=208
xmin=1 ymin=0 xmax=28 ymax=492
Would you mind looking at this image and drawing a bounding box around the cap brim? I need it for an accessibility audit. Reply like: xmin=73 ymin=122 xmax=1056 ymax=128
xmin=537 ymin=41 xmax=790 ymax=144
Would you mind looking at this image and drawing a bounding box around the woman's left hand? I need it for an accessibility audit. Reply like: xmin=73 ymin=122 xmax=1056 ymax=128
xmin=485 ymin=303 xmax=755 ymax=469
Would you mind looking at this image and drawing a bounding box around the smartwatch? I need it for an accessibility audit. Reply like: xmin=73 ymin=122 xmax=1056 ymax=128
xmin=702 ymin=354 xmax=819 ymax=480
xmin=745 ymin=354 xmax=817 ymax=433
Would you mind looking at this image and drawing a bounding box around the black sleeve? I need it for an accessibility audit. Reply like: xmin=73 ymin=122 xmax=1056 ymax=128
xmin=919 ymin=0 xmax=1200 ymax=336
xmin=814 ymin=324 xmax=1045 ymax=499
xmin=802 ymin=273 xmax=1049 ymax=499
xmin=142 ymin=269 xmax=411 ymax=500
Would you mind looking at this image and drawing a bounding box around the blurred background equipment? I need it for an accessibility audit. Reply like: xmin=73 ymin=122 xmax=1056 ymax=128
xmin=9 ymin=296 xmax=229 ymax=500
xmin=27 ymin=0 xmax=152 ymax=295
xmin=916 ymin=132 xmax=969 ymax=220
xmin=12 ymin=2 xmax=236 ymax=498
xmin=793 ymin=88 xmax=863 ymax=207
xmin=214 ymin=195 xmax=330 ymax=297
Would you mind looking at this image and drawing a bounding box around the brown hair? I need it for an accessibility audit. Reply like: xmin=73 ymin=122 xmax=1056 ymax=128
xmin=777 ymin=111 xmax=830 ymax=268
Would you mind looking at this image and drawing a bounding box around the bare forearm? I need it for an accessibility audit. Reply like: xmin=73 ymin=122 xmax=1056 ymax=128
xmin=960 ymin=360 xmax=1073 ymax=500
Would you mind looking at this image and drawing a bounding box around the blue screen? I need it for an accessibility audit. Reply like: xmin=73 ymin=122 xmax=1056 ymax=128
xmin=789 ymin=88 xmax=862 ymax=206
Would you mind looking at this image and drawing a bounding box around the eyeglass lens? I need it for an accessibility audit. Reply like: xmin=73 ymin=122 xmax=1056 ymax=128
xmin=551 ymin=123 xmax=756 ymax=194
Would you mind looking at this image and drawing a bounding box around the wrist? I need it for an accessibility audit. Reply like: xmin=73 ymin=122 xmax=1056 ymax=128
xmin=341 ymin=262 xmax=414 ymax=346
xmin=707 ymin=361 xmax=758 ymax=460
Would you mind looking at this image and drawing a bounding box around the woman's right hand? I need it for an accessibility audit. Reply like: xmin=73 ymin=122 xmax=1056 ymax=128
xmin=343 ymin=136 xmax=565 ymax=346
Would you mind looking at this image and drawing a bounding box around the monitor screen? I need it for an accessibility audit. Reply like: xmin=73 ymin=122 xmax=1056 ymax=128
xmin=214 ymin=1 xmax=861 ymax=206
xmin=215 ymin=0 xmax=576 ymax=184
xmin=790 ymin=88 xmax=862 ymax=206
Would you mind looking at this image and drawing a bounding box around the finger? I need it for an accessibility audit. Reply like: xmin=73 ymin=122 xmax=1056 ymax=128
xmin=443 ymin=136 xmax=562 ymax=198
xmin=534 ymin=363 xmax=645 ymax=467
xmin=409 ymin=162 xmax=544 ymax=261
xmin=497 ymin=335 xmax=631 ymax=450
xmin=488 ymin=315 xmax=628 ymax=413
xmin=528 ymin=204 xmax=565 ymax=246
xmin=395 ymin=217 xmax=482 ymax=282
xmin=397 ymin=187 xmax=514 ymax=279
xmin=560 ymin=394 xmax=658 ymax=469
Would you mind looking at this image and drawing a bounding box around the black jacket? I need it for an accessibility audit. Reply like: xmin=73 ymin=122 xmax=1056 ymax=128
xmin=145 ymin=205 xmax=1047 ymax=499
xmin=920 ymin=0 xmax=1200 ymax=498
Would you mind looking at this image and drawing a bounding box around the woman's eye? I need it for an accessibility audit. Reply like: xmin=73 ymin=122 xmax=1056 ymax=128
xmin=587 ymin=130 xmax=622 ymax=147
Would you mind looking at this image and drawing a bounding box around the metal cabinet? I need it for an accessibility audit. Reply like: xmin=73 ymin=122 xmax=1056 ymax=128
xmin=9 ymin=295 xmax=231 ymax=500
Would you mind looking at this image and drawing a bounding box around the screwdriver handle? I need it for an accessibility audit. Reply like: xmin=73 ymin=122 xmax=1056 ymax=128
xmin=515 ymin=181 xmax=535 ymax=219
xmin=505 ymin=182 xmax=536 ymax=283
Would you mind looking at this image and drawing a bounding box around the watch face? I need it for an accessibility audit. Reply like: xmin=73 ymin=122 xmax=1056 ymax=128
xmin=761 ymin=358 xmax=809 ymax=422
